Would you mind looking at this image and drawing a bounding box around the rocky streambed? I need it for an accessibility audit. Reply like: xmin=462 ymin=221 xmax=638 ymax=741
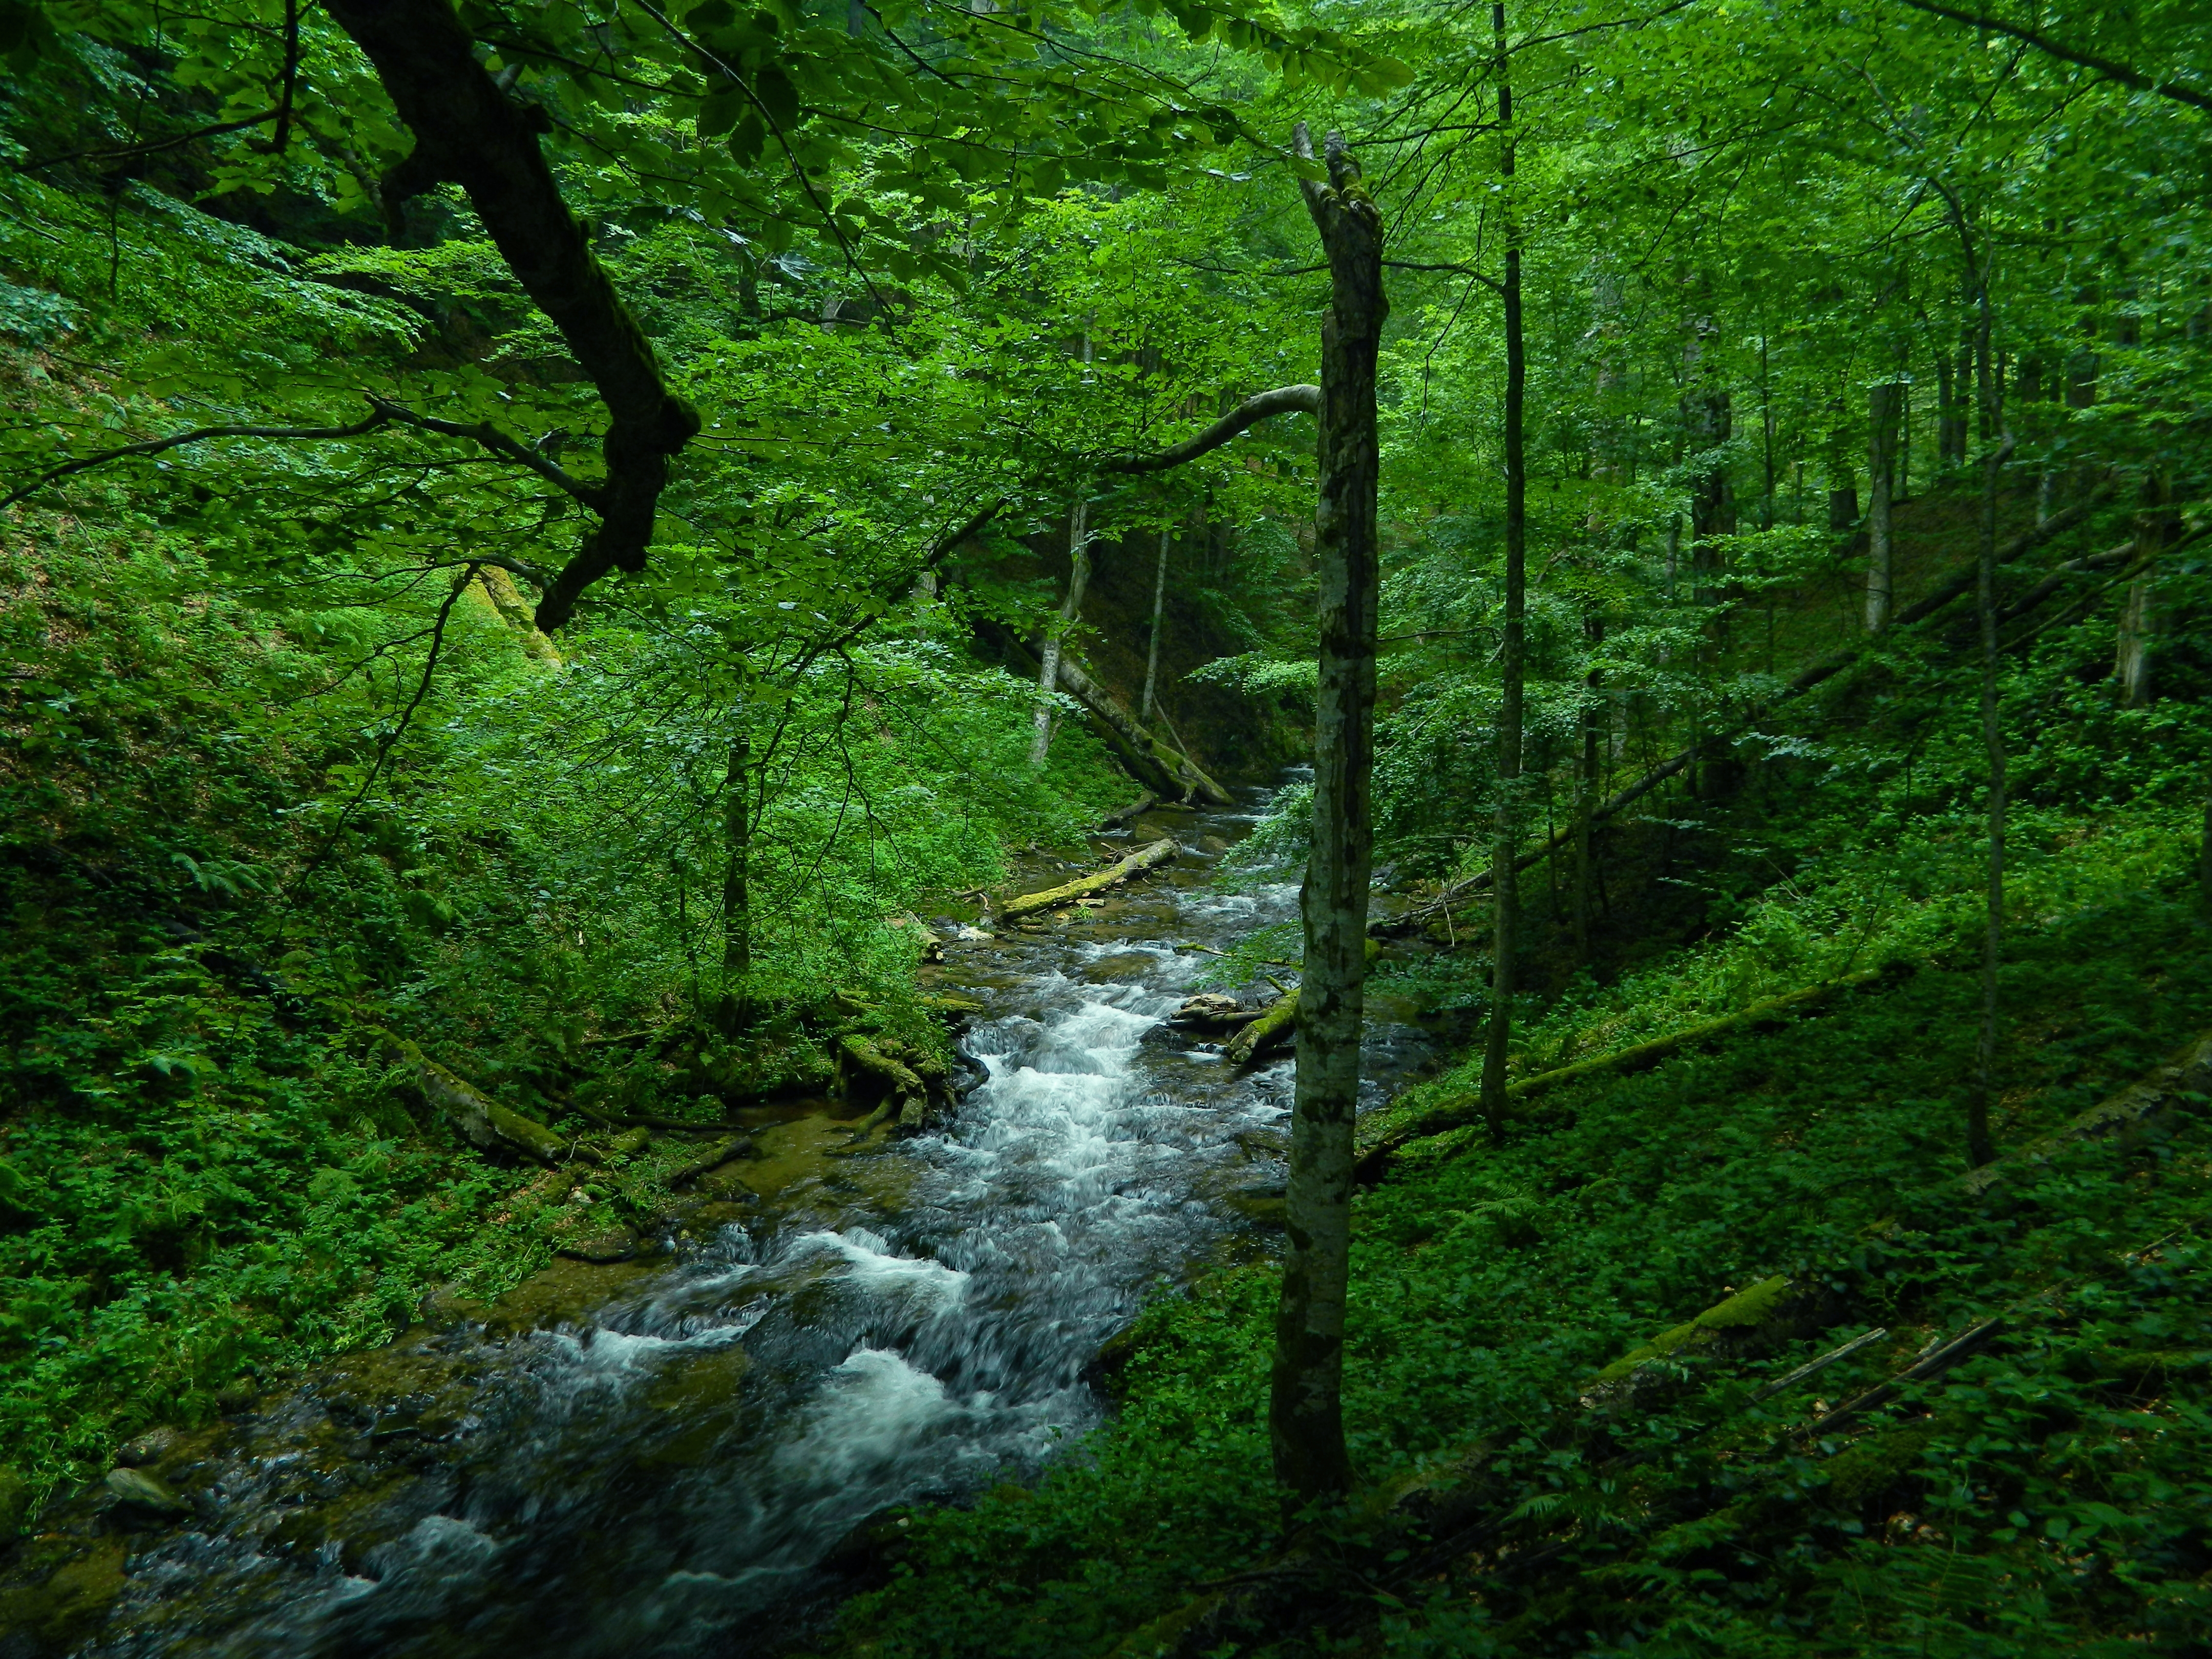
xmin=2 ymin=784 xmax=1436 ymax=1659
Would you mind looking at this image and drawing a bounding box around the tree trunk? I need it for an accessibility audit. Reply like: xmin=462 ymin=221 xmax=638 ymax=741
xmin=2115 ymin=475 xmax=2166 ymax=706
xmin=1575 ymin=615 xmax=1604 ymax=966
xmin=1030 ymin=492 xmax=1091 ymax=765
xmin=1142 ymin=526 xmax=1169 ymax=722
xmin=719 ymin=726 xmax=752 ymax=1032
xmin=1865 ymin=380 xmax=1903 ymax=630
xmin=1954 ymin=198 xmax=2008 ymax=1172
xmin=1272 ymin=120 xmax=1386 ymax=1508
xmin=1478 ymin=14 xmax=1525 ymax=1151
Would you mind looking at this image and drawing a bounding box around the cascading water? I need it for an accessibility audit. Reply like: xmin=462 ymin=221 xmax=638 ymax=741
xmin=77 ymin=782 xmax=1429 ymax=1658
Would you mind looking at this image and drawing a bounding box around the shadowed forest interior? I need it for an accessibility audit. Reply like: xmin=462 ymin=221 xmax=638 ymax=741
xmin=1 ymin=0 xmax=2209 ymax=1654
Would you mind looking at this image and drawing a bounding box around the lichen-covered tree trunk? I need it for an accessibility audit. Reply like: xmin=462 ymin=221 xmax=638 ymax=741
xmin=1142 ymin=526 xmax=1169 ymax=722
xmin=1273 ymin=122 xmax=1385 ymax=1506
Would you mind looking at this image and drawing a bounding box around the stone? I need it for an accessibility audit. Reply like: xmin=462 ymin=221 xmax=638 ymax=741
xmin=103 ymin=1467 xmax=189 ymax=1515
xmin=114 ymin=1427 xmax=179 ymax=1467
xmin=556 ymin=1228 xmax=640 ymax=1264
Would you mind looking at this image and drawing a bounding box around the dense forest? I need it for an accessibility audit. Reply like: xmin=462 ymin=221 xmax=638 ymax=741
xmin=1 ymin=0 xmax=2208 ymax=1653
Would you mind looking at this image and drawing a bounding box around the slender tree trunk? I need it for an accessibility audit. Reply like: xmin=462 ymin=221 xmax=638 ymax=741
xmin=2115 ymin=474 xmax=2166 ymax=706
xmin=718 ymin=722 xmax=752 ymax=1034
xmin=1866 ymin=380 xmax=1903 ymax=630
xmin=1480 ymin=7 xmax=1525 ymax=1147
xmin=1953 ymin=199 xmax=2009 ymax=1171
xmin=1142 ymin=526 xmax=1169 ymax=722
xmin=1272 ymin=121 xmax=1386 ymax=1508
xmin=1574 ymin=615 xmax=1604 ymax=967
xmin=1030 ymin=493 xmax=1090 ymax=764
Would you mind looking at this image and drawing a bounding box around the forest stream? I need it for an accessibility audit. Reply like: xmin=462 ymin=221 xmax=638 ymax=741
xmin=71 ymin=781 xmax=1430 ymax=1659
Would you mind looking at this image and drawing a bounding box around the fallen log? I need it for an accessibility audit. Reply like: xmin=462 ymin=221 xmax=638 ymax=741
xmin=974 ymin=616 xmax=1231 ymax=806
xmin=1963 ymin=1027 xmax=2212 ymax=1195
xmin=1353 ymin=968 xmax=1896 ymax=1182
xmin=1101 ymin=791 xmax=1159 ymax=827
xmin=1225 ymin=988 xmax=1297 ymax=1068
xmin=1385 ymin=495 xmax=2112 ymax=934
xmin=380 ymin=1032 xmax=597 ymax=1166
xmin=668 ymin=1133 xmax=751 ymax=1186
xmin=1002 ymin=837 xmax=1178 ymax=918
xmin=1053 ymin=650 xmax=1234 ymax=807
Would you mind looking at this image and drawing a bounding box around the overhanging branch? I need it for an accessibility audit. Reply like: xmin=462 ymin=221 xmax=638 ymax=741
xmin=1099 ymin=385 xmax=1321 ymax=474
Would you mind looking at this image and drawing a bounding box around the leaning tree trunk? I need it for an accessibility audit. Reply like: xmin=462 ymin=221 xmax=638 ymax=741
xmin=1030 ymin=491 xmax=1091 ymax=765
xmin=1479 ymin=3 xmax=1525 ymax=1147
xmin=1273 ymin=121 xmax=1386 ymax=1508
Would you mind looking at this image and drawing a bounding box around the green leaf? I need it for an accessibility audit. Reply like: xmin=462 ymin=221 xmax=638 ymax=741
xmin=753 ymin=63 xmax=800 ymax=133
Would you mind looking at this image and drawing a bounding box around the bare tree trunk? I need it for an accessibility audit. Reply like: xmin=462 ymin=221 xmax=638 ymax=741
xmin=1030 ymin=493 xmax=1091 ymax=765
xmin=1142 ymin=526 xmax=1169 ymax=722
xmin=718 ymin=723 xmax=752 ymax=1033
xmin=1866 ymin=379 xmax=1903 ymax=630
xmin=1479 ymin=6 xmax=1524 ymax=1149
xmin=1272 ymin=120 xmax=1386 ymax=1508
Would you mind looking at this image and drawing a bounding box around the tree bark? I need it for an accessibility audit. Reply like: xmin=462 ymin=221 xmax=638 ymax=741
xmin=1273 ymin=120 xmax=1386 ymax=1508
xmin=1142 ymin=526 xmax=1169 ymax=722
xmin=1865 ymin=379 xmax=1903 ymax=630
xmin=321 ymin=0 xmax=699 ymax=632
xmin=1030 ymin=492 xmax=1091 ymax=764
xmin=1479 ymin=7 xmax=1524 ymax=1149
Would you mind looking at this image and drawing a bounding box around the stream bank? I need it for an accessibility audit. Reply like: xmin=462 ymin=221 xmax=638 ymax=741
xmin=1 ymin=783 xmax=1436 ymax=1659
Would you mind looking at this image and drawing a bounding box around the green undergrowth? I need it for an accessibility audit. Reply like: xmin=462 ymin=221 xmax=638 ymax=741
xmin=829 ymin=875 xmax=2212 ymax=1658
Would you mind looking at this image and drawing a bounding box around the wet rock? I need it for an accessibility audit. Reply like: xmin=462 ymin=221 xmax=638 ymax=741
xmin=0 ymin=1464 xmax=29 ymax=1530
xmin=818 ymin=1506 xmax=918 ymax=1588
xmin=1085 ymin=951 xmax=1159 ymax=982
xmin=418 ymin=1284 xmax=491 ymax=1332
xmin=556 ymin=1227 xmax=641 ymax=1263
xmin=114 ymin=1427 xmax=180 ymax=1467
xmin=103 ymin=1467 xmax=189 ymax=1515
xmin=0 ymin=1536 xmax=130 ymax=1653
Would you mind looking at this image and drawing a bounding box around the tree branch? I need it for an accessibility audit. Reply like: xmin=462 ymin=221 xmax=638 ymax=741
xmin=1099 ymin=385 xmax=1321 ymax=474
xmin=1 ymin=411 xmax=394 ymax=512
xmin=1894 ymin=0 xmax=2212 ymax=113
xmin=323 ymin=0 xmax=700 ymax=632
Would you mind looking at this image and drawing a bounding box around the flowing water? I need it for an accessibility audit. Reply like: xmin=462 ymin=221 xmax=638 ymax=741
xmin=71 ymin=784 xmax=1430 ymax=1658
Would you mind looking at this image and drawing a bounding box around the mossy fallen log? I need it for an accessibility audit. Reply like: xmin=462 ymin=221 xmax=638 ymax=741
xmin=1354 ymin=968 xmax=1897 ymax=1182
xmin=1001 ymin=837 xmax=1178 ymax=918
xmin=379 ymin=1033 xmax=596 ymax=1166
xmin=1101 ymin=791 xmax=1159 ymax=827
xmin=1225 ymin=989 xmax=1298 ymax=1068
xmin=1963 ymin=1028 xmax=2212 ymax=1195
xmin=668 ymin=1133 xmax=751 ymax=1187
